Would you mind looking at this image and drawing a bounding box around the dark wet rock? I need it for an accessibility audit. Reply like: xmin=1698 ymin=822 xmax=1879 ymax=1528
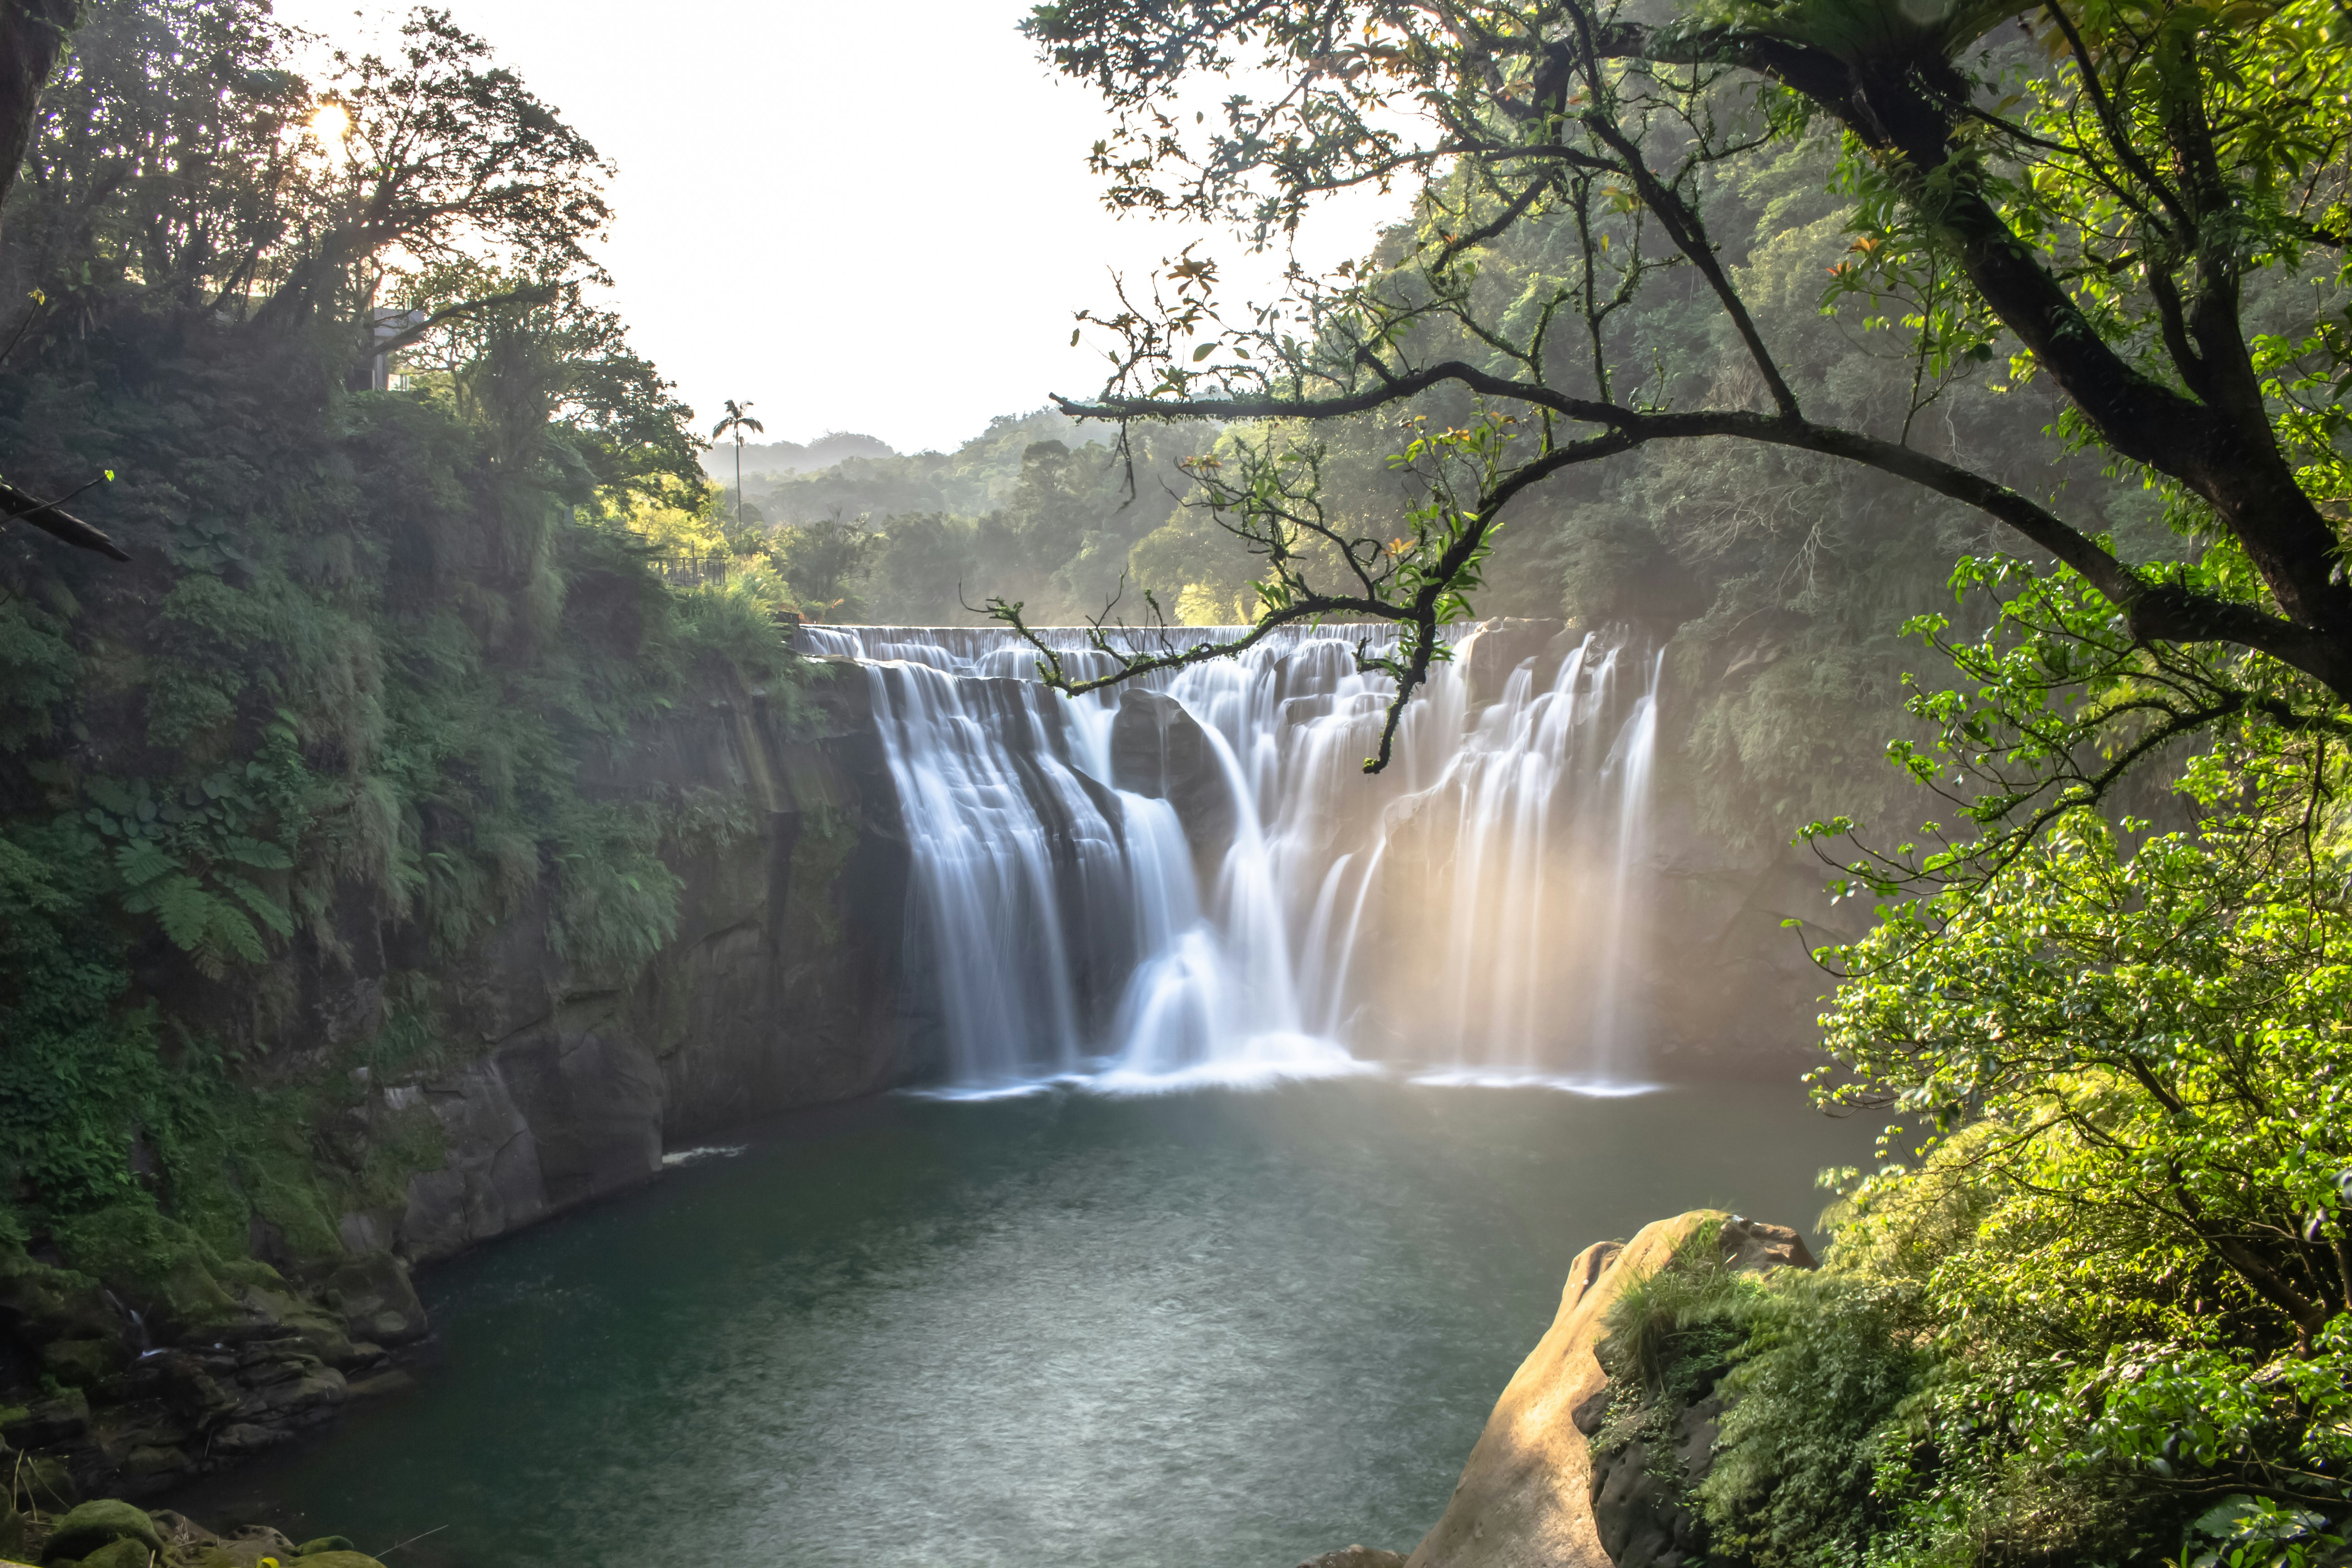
xmin=342 ymin=1370 xmax=416 ymax=1401
xmin=1587 ymin=1393 xmax=1726 ymax=1568
xmin=1110 ymin=687 xmax=1235 ymax=871
xmin=206 ymin=1422 xmax=291 ymax=1457
xmin=1458 ymin=617 xmax=1568 ymax=709
xmin=37 ymin=1341 xmax=123 ymax=1389
xmin=1299 ymin=1549 xmax=1409 ymax=1568
xmin=320 ymin=1254 xmax=425 ymax=1348
xmin=210 ymin=1524 xmax=302 ymax=1568
xmin=5 ymin=1392 xmax=88 ymax=1450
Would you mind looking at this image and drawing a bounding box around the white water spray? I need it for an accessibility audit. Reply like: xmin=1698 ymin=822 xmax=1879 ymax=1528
xmin=797 ymin=622 xmax=1661 ymax=1094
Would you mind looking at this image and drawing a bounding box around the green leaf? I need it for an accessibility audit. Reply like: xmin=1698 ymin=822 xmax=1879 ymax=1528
xmin=219 ymin=873 xmax=294 ymax=937
xmin=113 ymin=839 xmax=176 ymax=888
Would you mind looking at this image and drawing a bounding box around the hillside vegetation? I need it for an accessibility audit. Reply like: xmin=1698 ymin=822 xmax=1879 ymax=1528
xmin=0 ymin=0 xmax=803 ymax=1420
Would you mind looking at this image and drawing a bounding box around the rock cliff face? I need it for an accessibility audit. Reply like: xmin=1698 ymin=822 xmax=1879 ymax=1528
xmin=0 ymin=666 xmax=920 ymax=1500
xmin=377 ymin=669 xmax=912 ymax=1265
xmin=1398 ymin=1211 xmax=1813 ymax=1568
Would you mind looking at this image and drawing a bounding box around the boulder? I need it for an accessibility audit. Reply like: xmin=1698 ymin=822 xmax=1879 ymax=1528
xmin=4 ymin=1392 xmax=88 ymax=1450
xmin=1109 ymin=688 xmax=1235 ymax=869
xmin=210 ymin=1524 xmax=300 ymax=1568
xmin=207 ymin=1422 xmax=291 ymax=1457
xmin=72 ymin=1539 xmax=152 ymax=1568
xmin=146 ymin=1509 xmax=221 ymax=1560
xmin=295 ymin=1538 xmax=358 ymax=1556
xmin=1402 ymin=1210 xmax=1813 ymax=1568
xmin=1299 ymin=1549 xmax=1409 ymax=1568
xmin=1585 ymin=1392 xmax=1724 ymax=1567
xmin=37 ymin=1500 xmax=162 ymax=1563
xmin=321 ymin=1252 xmax=427 ymax=1346
xmin=1718 ymin=1215 xmax=1815 ymax=1272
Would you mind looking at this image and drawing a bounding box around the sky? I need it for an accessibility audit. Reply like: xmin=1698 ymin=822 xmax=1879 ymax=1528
xmin=273 ymin=0 xmax=1409 ymax=456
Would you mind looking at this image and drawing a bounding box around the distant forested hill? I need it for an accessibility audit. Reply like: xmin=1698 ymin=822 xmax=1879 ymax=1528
xmin=700 ymin=431 xmax=898 ymax=479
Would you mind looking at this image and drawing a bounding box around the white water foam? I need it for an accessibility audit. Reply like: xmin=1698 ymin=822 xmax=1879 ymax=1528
xmin=799 ymin=622 xmax=1662 ymax=1095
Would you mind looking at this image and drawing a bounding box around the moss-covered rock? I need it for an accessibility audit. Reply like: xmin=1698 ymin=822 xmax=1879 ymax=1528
xmin=38 ymin=1339 xmax=125 ymax=1388
xmin=288 ymin=1554 xmax=387 ymax=1568
xmin=43 ymin=1208 xmax=242 ymax=1338
xmin=73 ymin=1537 xmax=154 ymax=1568
xmin=192 ymin=1525 xmax=298 ymax=1568
xmin=37 ymin=1499 xmax=162 ymax=1562
xmin=0 ymin=1252 xmax=115 ymax=1346
xmin=293 ymin=1538 xmax=356 ymax=1556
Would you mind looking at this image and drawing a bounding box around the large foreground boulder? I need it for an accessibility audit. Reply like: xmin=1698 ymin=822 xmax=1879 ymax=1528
xmin=1402 ymin=1211 xmax=1813 ymax=1568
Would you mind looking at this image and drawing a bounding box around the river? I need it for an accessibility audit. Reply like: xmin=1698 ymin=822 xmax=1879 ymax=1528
xmin=173 ymin=1078 xmax=1873 ymax=1568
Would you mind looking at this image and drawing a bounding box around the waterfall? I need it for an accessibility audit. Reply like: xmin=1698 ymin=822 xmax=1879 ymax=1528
xmin=797 ymin=621 xmax=1661 ymax=1094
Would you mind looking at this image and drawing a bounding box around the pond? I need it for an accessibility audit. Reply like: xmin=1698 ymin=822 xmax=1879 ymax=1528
xmin=172 ymin=1078 xmax=1874 ymax=1568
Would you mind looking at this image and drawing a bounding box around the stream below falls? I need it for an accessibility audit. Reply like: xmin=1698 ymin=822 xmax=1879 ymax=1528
xmin=172 ymin=1079 xmax=1876 ymax=1568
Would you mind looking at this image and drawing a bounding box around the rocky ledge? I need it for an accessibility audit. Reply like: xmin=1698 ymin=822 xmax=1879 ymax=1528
xmin=3 ymin=1493 xmax=377 ymax=1568
xmin=1290 ymin=1210 xmax=1813 ymax=1568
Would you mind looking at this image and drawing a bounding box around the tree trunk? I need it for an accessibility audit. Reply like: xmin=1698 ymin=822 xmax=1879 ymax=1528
xmin=0 ymin=0 xmax=77 ymax=242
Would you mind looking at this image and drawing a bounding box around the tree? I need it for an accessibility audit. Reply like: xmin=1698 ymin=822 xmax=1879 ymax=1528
xmin=993 ymin=0 xmax=2352 ymax=788
xmin=711 ymin=397 xmax=764 ymax=531
xmin=3 ymin=2 xmax=612 ymax=371
xmin=391 ymin=260 xmax=700 ymax=498
xmin=774 ymin=513 xmax=876 ymax=622
xmin=0 ymin=0 xmax=118 ymax=561
xmin=0 ymin=0 xmax=78 ymax=234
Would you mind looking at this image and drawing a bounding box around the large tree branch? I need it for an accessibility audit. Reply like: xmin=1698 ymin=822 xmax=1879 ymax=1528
xmin=0 ymin=479 xmax=128 ymax=561
xmin=1058 ymin=365 xmax=2352 ymax=694
xmin=1598 ymin=17 xmax=2352 ymax=641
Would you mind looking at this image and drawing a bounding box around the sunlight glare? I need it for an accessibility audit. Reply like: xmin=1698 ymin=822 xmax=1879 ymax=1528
xmin=308 ymin=101 xmax=350 ymax=142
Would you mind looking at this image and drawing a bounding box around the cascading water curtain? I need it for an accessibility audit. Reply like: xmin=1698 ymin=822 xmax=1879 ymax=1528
xmin=798 ymin=623 xmax=1661 ymax=1093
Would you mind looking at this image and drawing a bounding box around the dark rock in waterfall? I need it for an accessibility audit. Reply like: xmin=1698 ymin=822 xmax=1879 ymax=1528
xmin=1458 ymin=617 xmax=1568 ymax=709
xmin=1110 ymin=687 xmax=1236 ymax=871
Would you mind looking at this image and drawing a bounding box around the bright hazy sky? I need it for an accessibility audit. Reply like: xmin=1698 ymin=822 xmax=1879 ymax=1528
xmin=274 ymin=0 xmax=1406 ymax=455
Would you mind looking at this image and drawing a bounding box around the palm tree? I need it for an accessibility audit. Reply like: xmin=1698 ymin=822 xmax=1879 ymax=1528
xmin=711 ymin=398 xmax=764 ymax=532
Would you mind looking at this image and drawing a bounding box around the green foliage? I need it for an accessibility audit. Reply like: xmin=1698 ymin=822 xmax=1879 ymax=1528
xmin=0 ymin=0 xmax=804 ymax=1324
xmin=1696 ymin=1270 xmax=1929 ymax=1567
xmin=1582 ymin=1226 xmax=1764 ymax=1547
xmin=547 ymin=800 xmax=683 ymax=979
xmin=1599 ymin=1225 xmax=1763 ymax=1401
